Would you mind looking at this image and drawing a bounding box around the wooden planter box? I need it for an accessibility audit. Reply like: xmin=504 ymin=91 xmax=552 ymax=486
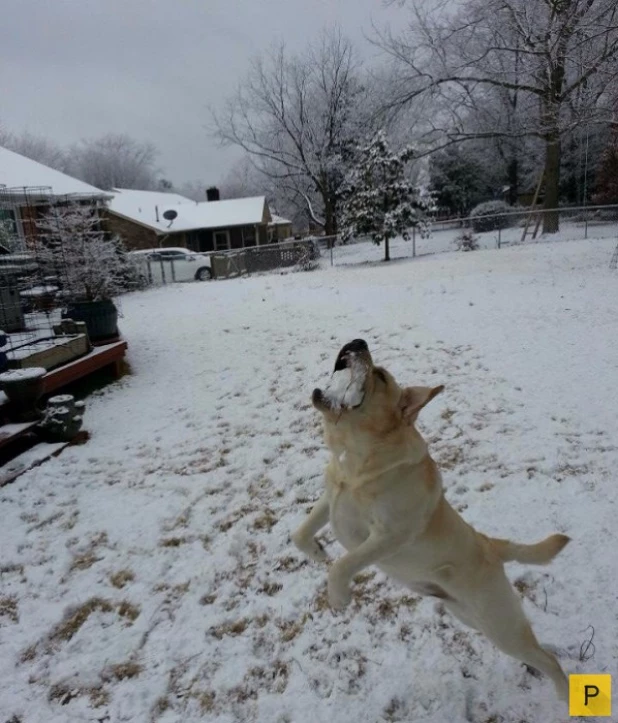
xmin=7 ymin=334 xmax=90 ymax=371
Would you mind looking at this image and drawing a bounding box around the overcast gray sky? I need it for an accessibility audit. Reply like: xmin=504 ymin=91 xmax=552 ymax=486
xmin=1 ymin=0 xmax=402 ymax=187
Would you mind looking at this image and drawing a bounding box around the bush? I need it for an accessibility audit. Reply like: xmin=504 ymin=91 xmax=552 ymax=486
xmin=469 ymin=200 xmax=513 ymax=233
xmin=454 ymin=230 xmax=480 ymax=252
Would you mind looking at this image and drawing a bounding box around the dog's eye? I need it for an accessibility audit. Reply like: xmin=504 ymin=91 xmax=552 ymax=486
xmin=374 ymin=369 xmax=387 ymax=384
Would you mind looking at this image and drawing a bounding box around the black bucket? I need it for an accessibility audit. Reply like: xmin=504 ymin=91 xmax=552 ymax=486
xmin=63 ymin=299 xmax=118 ymax=342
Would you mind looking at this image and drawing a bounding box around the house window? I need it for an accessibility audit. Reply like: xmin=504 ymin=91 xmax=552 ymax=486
xmin=213 ymin=230 xmax=230 ymax=251
xmin=242 ymin=226 xmax=256 ymax=247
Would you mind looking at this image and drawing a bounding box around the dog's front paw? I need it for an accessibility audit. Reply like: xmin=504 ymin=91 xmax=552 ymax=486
xmin=292 ymin=533 xmax=329 ymax=563
xmin=327 ymin=569 xmax=352 ymax=610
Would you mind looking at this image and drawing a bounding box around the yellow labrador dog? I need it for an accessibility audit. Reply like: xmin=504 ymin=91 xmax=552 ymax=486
xmin=292 ymin=339 xmax=570 ymax=700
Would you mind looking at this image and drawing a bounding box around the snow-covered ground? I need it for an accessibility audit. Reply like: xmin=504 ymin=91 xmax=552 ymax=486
xmin=1 ymin=234 xmax=618 ymax=723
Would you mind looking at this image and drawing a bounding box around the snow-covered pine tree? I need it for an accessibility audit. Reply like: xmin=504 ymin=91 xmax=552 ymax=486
xmin=35 ymin=202 xmax=129 ymax=302
xmin=339 ymin=130 xmax=430 ymax=262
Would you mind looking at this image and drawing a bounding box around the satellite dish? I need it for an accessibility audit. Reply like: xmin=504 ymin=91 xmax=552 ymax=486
xmin=162 ymin=209 xmax=178 ymax=221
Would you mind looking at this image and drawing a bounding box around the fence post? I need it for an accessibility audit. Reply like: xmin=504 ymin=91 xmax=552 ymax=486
xmin=585 ymin=217 xmax=588 ymax=239
xmin=412 ymin=227 xmax=416 ymax=257
xmin=330 ymin=236 xmax=334 ymax=267
xmin=497 ymin=226 xmax=501 ymax=249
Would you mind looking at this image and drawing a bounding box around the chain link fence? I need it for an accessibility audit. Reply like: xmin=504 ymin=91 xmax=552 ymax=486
xmin=327 ymin=204 xmax=618 ymax=266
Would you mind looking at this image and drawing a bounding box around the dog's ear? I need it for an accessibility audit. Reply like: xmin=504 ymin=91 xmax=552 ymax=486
xmin=399 ymin=385 xmax=444 ymax=423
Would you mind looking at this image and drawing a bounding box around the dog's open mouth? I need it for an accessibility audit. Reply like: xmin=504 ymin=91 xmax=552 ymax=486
xmin=313 ymin=339 xmax=370 ymax=411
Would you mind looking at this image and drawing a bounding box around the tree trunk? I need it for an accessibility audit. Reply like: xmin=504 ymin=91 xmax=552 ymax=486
xmin=323 ymin=196 xmax=336 ymax=236
xmin=384 ymin=236 xmax=390 ymax=262
xmin=542 ymin=133 xmax=561 ymax=234
xmin=507 ymin=157 xmax=519 ymax=206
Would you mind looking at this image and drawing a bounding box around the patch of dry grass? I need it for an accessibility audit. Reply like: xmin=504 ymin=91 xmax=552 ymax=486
xmin=49 ymin=597 xmax=115 ymax=643
xmin=117 ymin=600 xmax=141 ymax=622
xmin=196 ymin=691 xmax=216 ymax=712
xmin=28 ymin=511 xmax=63 ymax=532
xmin=105 ymin=661 xmax=142 ymax=681
xmin=22 ymin=597 xmax=142 ymax=662
xmin=110 ymin=569 xmax=135 ymax=589
xmin=0 ymin=595 xmax=19 ymax=624
xmin=0 ymin=563 xmax=25 ymax=576
xmin=159 ymin=536 xmax=187 ymax=547
xmin=218 ymin=504 xmax=256 ymax=532
xmin=259 ymin=581 xmax=283 ymax=596
xmin=210 ymin=618 xmax=248 ymax=640
xmin=68 ymin=532 xmax=108 ymax=573
xmin=69 ymin=549 xmax=102 ymax=572
xmin=48 ymin=682 xmax=109 ymax=707
xmin=253 ymin=508 xmax=277 ymax=531
xmin=277 ymin=615 xmax=310 ymax=642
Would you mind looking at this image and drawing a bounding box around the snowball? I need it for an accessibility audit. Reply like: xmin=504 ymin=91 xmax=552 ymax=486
xmin=322 ymin=355 xmax=366 ymax=409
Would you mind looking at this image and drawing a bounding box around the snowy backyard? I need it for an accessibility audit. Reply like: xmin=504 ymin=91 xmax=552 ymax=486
xmin=1 ymin=233 xmax=618 ymax=723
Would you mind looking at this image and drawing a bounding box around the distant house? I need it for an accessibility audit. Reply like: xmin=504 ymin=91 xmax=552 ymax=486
xmin=105 ymin=187 xmax=290 ymax=253
xmin=0 ymin=146 xmax=109 ymax=251
xmin=268 ymin=214 xmax=293 ymax=242
xmin=104 ymin=188 xmax=195 ymax=251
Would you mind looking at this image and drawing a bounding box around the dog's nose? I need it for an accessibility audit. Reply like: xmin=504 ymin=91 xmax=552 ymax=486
xmin=334 ymin=339 xmax=369 ymax=372
xmin=345 ymin=339 xmax=368 ymax=353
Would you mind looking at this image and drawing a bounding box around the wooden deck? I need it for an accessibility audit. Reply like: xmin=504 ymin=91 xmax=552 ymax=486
xmin=41 ymin=339 xmax=127 ymax=395
xmin=0 ymin=340 xmax=126 ymax=484
xmin=0 ymin=339 xmax=127 ymax=433
xmin=0 ymin=421 xmax=38 ymax=450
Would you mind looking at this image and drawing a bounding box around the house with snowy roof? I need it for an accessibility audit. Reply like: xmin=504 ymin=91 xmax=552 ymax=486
xmin=0 ymin=145 xmax=109 ymax=251
xmin=268 ymin=214 xmax=293 ymax=242
xmin=105 ymin=186 xmax=291 ymax=253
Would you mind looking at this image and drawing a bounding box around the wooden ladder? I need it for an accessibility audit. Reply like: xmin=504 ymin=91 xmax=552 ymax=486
xmin=521 ymin=173 xmax=544 ymax=242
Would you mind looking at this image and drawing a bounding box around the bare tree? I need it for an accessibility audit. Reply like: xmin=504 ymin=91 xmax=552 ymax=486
xmin=0 ymin=126 xmax=68 ymax=172
xmin=376 ymin=0 xmax=618 ymax=232
xmin=67 ymin=133 xmax=160 ymax=190
xmin=218 ymin=157 xmax=265 ymax=199
xmin=176 ymin=180 xmax=207 ymax=202
xmin=212 ymin=29 xmax=370 ymax=235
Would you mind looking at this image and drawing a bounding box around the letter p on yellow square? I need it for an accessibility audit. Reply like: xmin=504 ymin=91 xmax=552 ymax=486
xmin=569 ymin=674 xmax=611 ymax=716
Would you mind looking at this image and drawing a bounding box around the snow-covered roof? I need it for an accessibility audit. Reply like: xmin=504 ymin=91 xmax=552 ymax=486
xmin=108 ymin=188 xmax=195 ymax=228
xmin=0 ymin=145 xmax=108 ymax=200
xmin=107 ymin=191 xmax=270 ymax=234
xmin=269 ymin=214 xmax=292 ymax=226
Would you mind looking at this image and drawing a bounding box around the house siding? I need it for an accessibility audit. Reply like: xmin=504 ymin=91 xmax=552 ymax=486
xmin=104 ymin=211 xmax=159 ymax=251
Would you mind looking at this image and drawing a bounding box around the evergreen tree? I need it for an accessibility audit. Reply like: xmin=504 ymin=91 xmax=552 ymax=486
xmin=429 ymin=146 xmax=496 ymax=215
xmin=593 ymin=126 xmax=618 ymax=205
xmin=340 ymin=131 xmax=429 ymax=262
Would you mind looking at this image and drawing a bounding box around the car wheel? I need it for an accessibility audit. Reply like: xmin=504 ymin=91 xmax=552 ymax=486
xmin=196 ymin=267 xmax=212 ymax=281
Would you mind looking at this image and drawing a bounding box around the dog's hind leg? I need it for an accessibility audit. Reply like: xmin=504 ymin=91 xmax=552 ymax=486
xmin=443 ymin=599 xmax=481 ymax=632
xmin=291 ymin=492 xmax=330 ymax=562
xmin=475 ymin=572 xmax=568 ymax=701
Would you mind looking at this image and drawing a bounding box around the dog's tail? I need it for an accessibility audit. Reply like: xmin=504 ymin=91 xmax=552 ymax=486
xmin=490 ymin=533 xmax=570 ymax=565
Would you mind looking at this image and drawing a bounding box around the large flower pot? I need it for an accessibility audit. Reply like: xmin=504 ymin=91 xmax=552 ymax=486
xmin=63 ymin=299 xmax=118 ymax=342
xmin=0 ymin=367 xmax=46 ymax=421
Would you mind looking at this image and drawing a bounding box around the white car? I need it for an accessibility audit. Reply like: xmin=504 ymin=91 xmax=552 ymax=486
xmin=129 ymin=247 xmax=212 ymax=283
